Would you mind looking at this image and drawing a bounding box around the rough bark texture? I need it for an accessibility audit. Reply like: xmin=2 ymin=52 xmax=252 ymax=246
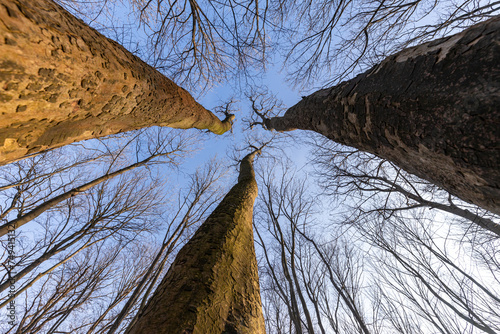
xmin=0 ymin=0 xmax=233 ymax=165
xmin=265 ymin=17 xmax=500 ymax=215
xmin=127 ymin=152 xmax=265 ymax=334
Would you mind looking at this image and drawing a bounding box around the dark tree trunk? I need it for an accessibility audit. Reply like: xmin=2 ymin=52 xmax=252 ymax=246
xmin=126 ymin=151 xmax=265 ymax=334
xmin=264 ymin=17 xmax=500 ymax=215
xmin=0 ymin=0 xmax=233 ymax=165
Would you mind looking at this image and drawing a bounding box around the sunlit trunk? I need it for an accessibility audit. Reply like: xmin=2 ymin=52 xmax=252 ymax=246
xmin=0 ymin=0 xmax=232 ymax=165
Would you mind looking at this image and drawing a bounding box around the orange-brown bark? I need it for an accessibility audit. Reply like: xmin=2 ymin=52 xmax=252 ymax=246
xmin=0 ymin=0 xmax=232 ymax=165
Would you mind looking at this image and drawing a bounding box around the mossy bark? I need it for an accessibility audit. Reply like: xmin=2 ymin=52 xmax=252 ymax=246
xmin=0 ymin=0 xmax=232 ymax=165
xmin=126 ymin=151 xmax=265 ymax=334
xmin=264 ymin=17 xmax=500 ymax=215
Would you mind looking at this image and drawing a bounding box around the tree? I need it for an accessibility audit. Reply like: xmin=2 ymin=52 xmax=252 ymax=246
xmin=0 ymin=153 xmax=167 ymax=333
xmin=253 ymin=16 xmax=500 ymax=215
xmin=280 ymin=0 xmax=499 ymax=87
xmin=116 ymin=0 xmax=269 ymax=88
xmin=5 ymin=243 xmax=149 ymax=333
xmin=127 ymin=148 xmax=265 ymax=333
xmin=3 ymin=0 xmax=499 ymax=331
xmin=0 ymin=0 xmax=234 ymax=165
xmin=0 ymin=128 xmax=192 ymax=237
xmin=309 ymin=138 xmax=500 ymax=236
xmin=254 ymin=163 xmax=373 ymax=334
xmin=62 ymin=0 xmax=497 ymax=90
xmin=107 ymin=159 xmax=227 ymax=333
xmin=254 ymin=161 xmax=500 ymax=334
xmin=356 ymin=211 xmax=500 ymax=334
xmin=0 ymin=133 xmax=225 ymax=333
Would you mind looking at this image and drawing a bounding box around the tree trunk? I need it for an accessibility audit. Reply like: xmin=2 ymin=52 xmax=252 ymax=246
xmin=264 ymin=17 xmax=500 ymax=215
xmin=126 ymin=151 xmax=265 ymax=334
xmin=0 ymin=0 xmax=233 ymax=165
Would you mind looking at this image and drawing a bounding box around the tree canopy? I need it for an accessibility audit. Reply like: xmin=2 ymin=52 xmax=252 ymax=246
xmin=0 ymin=0 xmax=499 ymax=333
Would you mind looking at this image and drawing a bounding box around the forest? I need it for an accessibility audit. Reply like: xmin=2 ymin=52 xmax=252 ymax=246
xmin=0 ymin=0 xmax=499 ymax=332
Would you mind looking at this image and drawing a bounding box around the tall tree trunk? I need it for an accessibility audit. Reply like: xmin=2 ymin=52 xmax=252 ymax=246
xmin=263 ymin=17 xmax=500 ymax=215
xmin=0 ymin=0 xmax=233 ymax=165
xmin=126 ymin=151 xmax=265 ymax=334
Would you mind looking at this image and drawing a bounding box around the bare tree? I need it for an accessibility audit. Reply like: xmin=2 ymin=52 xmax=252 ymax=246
xmin=3 ymin=243 xmax=146 ymax=334
xmin=254 ymin=157 xmax=500 ymax=334
xmin=0 ymin=170 xmax=161 ymax=302
xmin=58 ymin=0 xmax=272 ymax=90
xmin=254 ymin=162 xmax=373 ymax=334
xmin=107 ymin=159 xmax=227 ymax=333
xmin=307 ymin=136 xmax=500 ymax=333
xmin=0 ymin=128 xmax=199 ymax=331
xmin=355 ymin=210 xmax=500 ymax=334
xmin=131 ymin=0 xmax=269 ymax=88
xmin=281 ymin=0 xmax=500 ymax=86
xmin=0 ymin=128 xmax=197 ymax=237
xmin=1 ymin=0 xmax=499 ymax=332
xmin=60 ymin=0 xmax=498 ymax=89
xmin=309 ymin=138 xmax=500 ymax=236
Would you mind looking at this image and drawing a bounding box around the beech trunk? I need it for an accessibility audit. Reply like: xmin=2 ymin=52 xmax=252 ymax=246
xmin=0 ymin=0 xmax=233 ymax=165
xmin=264 ymin=17 xmax=500 ymax=215
xmin=126 ymin=151 xmax=265 ymax=334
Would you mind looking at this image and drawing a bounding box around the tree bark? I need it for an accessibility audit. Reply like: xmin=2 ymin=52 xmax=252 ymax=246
xmin=126 ymin=151 xmax=265 ymax=334
xmin=0 ymin=0 xmax=233 ymax=165
xmin=264 ymin=17 xmax=500 ymax=215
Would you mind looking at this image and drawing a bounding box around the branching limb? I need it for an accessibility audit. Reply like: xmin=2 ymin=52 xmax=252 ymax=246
xmin=213 ymin=99 xmax=238 ymax=134
xmin=243 ymin=90 xmax=285 ymax=130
